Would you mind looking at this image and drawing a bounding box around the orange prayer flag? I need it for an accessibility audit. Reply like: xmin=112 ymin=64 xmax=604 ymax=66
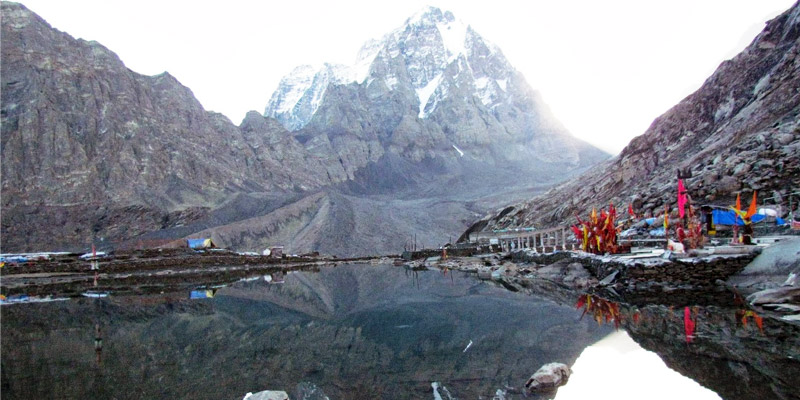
xmin=746 ymin=191 xmax=757 ymax=219
xmin=754 ymin=314 xmax=764 ymax=333
xmin=735 ymin=193 xmax=742 ymax=212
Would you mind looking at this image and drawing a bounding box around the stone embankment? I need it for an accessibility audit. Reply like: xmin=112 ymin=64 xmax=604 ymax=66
xmin=521 ymin=250 xmax=760 ymax=291
xmin=409 ymin=247 xmax=756 ymax=288
xmin=407 ymin=246 xmax=766 ymax=305
xmin=407 ymin=239 xmax=800 ymax=324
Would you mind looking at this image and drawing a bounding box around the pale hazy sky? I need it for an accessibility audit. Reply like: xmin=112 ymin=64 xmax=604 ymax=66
xmin=15 ymin=0 xmax=796 ymax=154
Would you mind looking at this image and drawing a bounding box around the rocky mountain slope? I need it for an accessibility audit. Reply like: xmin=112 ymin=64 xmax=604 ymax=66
xmin=467 ymin=2 xmax=800 ymax=234
xmin=265 ymin=6 xmax=608 ymax=189
xmin=1 ymin=3 xmax=605 ymax=255
xmin=1 ymin=2 xmax=350 ymax=250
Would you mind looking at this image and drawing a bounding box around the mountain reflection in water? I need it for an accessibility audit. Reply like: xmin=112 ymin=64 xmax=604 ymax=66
xmin=2 ymin=265 xmax=611 ymax=399
xmin=3 ymin=264 xmax=798 ymax=400
xmin=566 ymin=292 xmax=800 ymax=400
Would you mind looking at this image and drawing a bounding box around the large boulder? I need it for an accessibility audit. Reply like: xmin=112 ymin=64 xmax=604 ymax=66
xmin=727 ymin=237 xmax=800 ymax=292
xmin=524 ymin=362 xmax=571 ymax=393
xmin=748 ymin=286 xmax=800 ymax=306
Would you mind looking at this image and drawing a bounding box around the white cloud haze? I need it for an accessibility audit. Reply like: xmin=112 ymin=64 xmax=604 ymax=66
xmin=15 ymin=0 xmax=795 ymax=154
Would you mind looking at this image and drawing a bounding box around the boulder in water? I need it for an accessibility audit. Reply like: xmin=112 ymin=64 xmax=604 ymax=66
xmin=243 ymin=390 xmax=289 ymax=400
xmin=525 ymin=362 xmax=571 ymax=393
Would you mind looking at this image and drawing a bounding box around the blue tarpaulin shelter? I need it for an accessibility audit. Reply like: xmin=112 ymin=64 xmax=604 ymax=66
xmin=190 ymin=289 xmax=216 ymax=299
xmin=711 ymin=209 xmax=766 ymax=226
xmin=187 ymin=238 xmax=215 ymax=249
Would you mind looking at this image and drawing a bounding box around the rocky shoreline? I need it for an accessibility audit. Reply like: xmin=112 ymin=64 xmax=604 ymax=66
xmin=4 ymin=238 xmax=798 ymax=320
xmin=404 ymin=237 xmax=800 ymax=321
xmin=407 ymin=239 xmax=800 ymax=400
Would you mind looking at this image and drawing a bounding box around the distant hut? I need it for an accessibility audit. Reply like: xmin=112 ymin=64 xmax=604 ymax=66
xmin=270 ymin=246 xmax=284 ymax=258
xmin=187 ymin=238 xmax=216 ymax=250
xmin=262 ymin=246 xmax=284 ymax=258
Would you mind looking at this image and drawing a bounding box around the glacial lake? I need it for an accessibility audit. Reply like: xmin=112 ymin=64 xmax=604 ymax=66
xmin=2 ymin=264 xmax=797 ymax=399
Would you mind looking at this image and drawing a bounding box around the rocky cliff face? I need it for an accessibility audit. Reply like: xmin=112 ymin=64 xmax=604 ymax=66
xmin=1 ymin=2 xmax=323 ymax=207
xmin=1 ymin=2 xmax=343 ymax=251
xmin=470 ymin=2 xmax=800 ymax=233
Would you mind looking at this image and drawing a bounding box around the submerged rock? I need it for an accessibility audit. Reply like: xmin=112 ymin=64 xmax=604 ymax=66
xmin=477 ymin=267 xmax=492 ymax=280
xmin=431 ymin=382 xmax=457 ymax=400
xmin=563 ymin=262 xmax=593 ymax=286
xmin=243 ymin=390 xmax=289 ymax=400
xmin=294 ymin=382 xmax=330 ymax=400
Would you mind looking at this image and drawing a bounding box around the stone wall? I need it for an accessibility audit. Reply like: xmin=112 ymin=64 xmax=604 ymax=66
xmin=510 ymin=250 xmax=757 ymax=287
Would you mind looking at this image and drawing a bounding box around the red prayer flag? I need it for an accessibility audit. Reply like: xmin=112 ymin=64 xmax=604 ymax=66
xmin=684 ymin=306 xmax=696 ymax=343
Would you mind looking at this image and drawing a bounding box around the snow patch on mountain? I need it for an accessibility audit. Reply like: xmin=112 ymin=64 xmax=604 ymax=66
xmin=496 ymin=79 xmax=507 ymax=91
xmin=353 ymin=38 xmax=382 ymax=83
xmin=268 ymin=65 xmax=316 ymax=115
xmin=417 ymin=74 xmax=443 ymax=118
xmin=385 ymin=75 xmax=399 ymax=90
xmin=436 ymin=16 xmax=468 ymax=61
xmin=266 ymin=62 xmax=368 ymax=130
xmin=473 ymin=77 xmax=493 ymax=106
xmin=405 ymin=6 xmax=468 ymax=59
xmin=474 ymin=76 xmax=511 ymax=107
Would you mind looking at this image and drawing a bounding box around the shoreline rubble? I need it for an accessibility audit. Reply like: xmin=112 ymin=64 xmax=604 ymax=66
xmin=405 ymin=237 xmax=800 ymax=322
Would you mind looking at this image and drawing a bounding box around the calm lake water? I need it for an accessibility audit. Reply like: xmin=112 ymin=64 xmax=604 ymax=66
xmin=2 ymin=264 xmax=797 ymax=399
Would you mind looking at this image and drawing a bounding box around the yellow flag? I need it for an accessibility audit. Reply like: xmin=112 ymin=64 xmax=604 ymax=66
xmin=582 ymin=226 xmax=589 ymax=250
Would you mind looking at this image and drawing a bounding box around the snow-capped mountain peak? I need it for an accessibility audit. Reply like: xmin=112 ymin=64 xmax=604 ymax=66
xmin=404 ymin=6 xmax=469 ymax=62
xmin=266 ymin=7 xmax=522 ymax=129
xmin=264 ymin=62 xmax=358 ymax=131
xmin=267 ymin=65 xmax=316 ymax=115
